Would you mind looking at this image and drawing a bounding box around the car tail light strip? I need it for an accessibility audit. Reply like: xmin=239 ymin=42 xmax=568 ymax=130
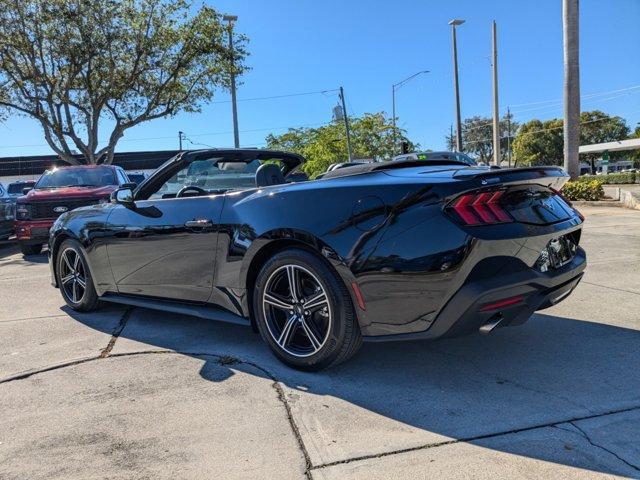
xmin=451 ymin=190 xmax=513 ymax=225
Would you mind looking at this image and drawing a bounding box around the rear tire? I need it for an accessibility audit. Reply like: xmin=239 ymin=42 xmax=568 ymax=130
xmin=20 ymin=243 xmax=42 ymax=256
xmin=55 ymin=239 xmax=101 ymax=312
xmin=253 ymin=248 xmax=362 ymax=371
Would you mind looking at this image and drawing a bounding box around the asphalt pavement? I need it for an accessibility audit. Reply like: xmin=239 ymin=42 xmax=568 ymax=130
xmin=0 ymin=205 xmax=639 ymax=479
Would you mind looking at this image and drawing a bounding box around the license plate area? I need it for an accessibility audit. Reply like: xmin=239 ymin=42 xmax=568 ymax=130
xmin=535 ymin=231 xmax=580 ymax=272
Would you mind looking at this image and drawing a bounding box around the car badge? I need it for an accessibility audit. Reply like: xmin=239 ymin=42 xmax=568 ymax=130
xmin=53 ymin=206 xmax=68 ymax=213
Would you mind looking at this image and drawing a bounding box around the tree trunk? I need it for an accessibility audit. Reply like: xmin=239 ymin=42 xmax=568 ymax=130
xmin=563 ymin=0 xmax=581 ymax=180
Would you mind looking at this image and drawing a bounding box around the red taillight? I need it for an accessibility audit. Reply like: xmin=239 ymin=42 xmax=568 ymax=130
xmin=450 ymin=190 xmax=513 ymax=226
xmin=479 ymin=295 xmax=524 ymax=312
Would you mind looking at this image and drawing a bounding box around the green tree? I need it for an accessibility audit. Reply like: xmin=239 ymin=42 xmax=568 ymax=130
xmin=512 ymin=111 xmax=629 ymax=170
xmin=266 ymin=112 xmax=416 ymax=178
xmin=444 ymin=114 xmax=519 ymax=163
xmin=579 ymin=111 xmax=629 ymax=173
xmin=630 ymin=123 xmax=640 ymax=168
xmin=0 ymin=0 xmax=247 ymax=164
xmin=512 ymin=118 xmax=564 ymax=166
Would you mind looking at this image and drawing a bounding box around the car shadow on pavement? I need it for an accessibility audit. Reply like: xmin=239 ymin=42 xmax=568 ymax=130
xmin=66 ymin=307 xmax=640 ymax=476
xmin=0 ymin=244 xmax=47 ymax=264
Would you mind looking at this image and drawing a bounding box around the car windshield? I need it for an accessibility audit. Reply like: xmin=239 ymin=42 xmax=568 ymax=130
xmin=150 ymin=158 xmax=283 ymax=199
xmin=7 ymin=182 xmax=34 ymax=195
xmin=35 ymin=167 xmax=116 ymax=189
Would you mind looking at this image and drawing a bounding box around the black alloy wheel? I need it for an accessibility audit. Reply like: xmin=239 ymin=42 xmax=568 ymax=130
xmin=254 ymin=248 xmax=362 ymax=370
xmin=56 ymin=239 xmax=101 ymax=312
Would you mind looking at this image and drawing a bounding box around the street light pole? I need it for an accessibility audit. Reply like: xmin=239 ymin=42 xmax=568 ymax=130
xmin=223 ymin=15 xmax=240 ymax=148
xmin=449 ymin=19 xmax=465 ymax=152
xmin=391 ymin=70 xmax=429 ymax=155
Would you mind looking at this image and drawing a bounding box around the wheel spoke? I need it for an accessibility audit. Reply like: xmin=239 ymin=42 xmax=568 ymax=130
xmin=300 ymin=318 xmax=322 ymax=350
xmin=61 ymin=273 xmax=74 ymax=285
xmin=71 ymin=279 xmax=78 ymax=303
xmin=76 ymin=276 xmax=86 ymax=289
xmin=73 ymin=251 xmax=80 ymax=270
xmin=277 ymin=315 xmax=297 ymax=348
xmin=62 ymin=252 xmax=74 ymax=273
xmin=264 ymin=292 xmax=293 ymax=312
xmin=286 ymin=265 xmax=300 ymax=302
xmin=303 ymin=291 xmax=327 ymax=311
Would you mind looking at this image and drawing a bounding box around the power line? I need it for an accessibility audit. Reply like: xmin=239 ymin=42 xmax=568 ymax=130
xmin=0 ymin=121 xmax=333 ymax=150
xmin=508 ymin=84 xmax=640 ymax=111
xmin=211 ymin=88 xmax=339 ymax=104
xmin=462 ymin=110 xmax=640 ymax=145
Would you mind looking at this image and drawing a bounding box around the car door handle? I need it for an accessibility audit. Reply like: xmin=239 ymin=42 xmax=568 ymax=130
xmin=184 ymin=219 xmax=213 ymax=229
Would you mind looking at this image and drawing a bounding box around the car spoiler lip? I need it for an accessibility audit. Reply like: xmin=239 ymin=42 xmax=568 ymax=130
xmin=452 ymin=165 xmax=568 ymax=179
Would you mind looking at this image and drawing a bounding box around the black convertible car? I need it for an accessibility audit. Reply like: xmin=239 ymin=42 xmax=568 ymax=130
xmin=49 ymin=149 xmax=586 ymax=370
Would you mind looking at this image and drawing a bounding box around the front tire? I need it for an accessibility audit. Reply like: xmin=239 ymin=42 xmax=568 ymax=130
xmin=253 ymin=248 xmax=362 ymax=371
xmin=55 ymin=239 xmax=101 ymax=312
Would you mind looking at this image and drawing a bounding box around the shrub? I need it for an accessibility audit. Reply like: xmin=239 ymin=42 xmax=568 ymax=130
xmin=562 ymin=180 xmax=605 ymax=201
xmin=579 ymin=171 xmax=636 ymax=184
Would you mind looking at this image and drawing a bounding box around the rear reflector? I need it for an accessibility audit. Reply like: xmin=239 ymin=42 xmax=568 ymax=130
xmin=351 ymin=282 xmax=366 ymax=311
xmin=451 ymin=190 xmax=513 ymax=226
xmin=479 ymin=295 xmax=524 ymax=312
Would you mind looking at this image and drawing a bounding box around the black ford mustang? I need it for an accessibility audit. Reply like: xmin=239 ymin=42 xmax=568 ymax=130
xmin=49 ymin=149 xmax=586 ymax=370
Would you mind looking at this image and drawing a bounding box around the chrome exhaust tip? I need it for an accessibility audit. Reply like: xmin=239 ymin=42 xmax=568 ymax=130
xmin=479 ymin=313 xmax=503 ymax=334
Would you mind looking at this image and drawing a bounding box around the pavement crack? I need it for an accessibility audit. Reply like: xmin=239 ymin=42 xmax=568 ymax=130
xmin=309 ymin=404 xmax=640 ymax=472
xmin=99 ymin=307 xmax=133 ymax=358
xmin=581 ymin=281 xmax=640 ymax=297
xmin=568 ymin=421 xmax=640 ymax=472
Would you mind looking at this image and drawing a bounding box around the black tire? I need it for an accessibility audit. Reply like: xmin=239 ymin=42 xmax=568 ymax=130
xmin=20 ymin=243 xmax=42 ymax=256
xmin=253 ymin=248 xmax=362 ymax=371
xmin=55 ymin=239 xmax=101 ymax=312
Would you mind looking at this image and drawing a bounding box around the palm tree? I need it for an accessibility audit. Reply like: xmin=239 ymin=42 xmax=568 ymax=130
xmin=563 ymin=0 xmax=581 ymax=179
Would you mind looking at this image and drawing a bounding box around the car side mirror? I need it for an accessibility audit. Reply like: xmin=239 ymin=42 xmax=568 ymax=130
xmin=111 ymin=187 xmax=134 ymax=206
xmin=22 ymin=187 xmax=32 ymax=195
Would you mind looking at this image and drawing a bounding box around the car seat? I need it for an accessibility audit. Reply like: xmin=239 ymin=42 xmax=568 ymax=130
xmin=255 ymin=163 xmax=285 ymax=187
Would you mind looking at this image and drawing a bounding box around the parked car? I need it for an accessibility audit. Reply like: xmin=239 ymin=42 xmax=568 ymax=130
xmin=7 ymin=179 xmax=37 ymax=196
xmin=49 ymin=149 xmax=586 ymax=370
xmin=0 ymin=180 xmax=38 ymax=239
xmin=0 ymin=183 xmax=14 ymax=239
xmin=393 ymin=151 xmax=477 ymax=166
xmin=15 ymin=165 xmax=131 ymax=255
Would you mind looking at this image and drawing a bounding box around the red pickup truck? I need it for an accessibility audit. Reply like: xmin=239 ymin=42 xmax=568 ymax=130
xmin=15 ymin=165 xmax=132 ymax=255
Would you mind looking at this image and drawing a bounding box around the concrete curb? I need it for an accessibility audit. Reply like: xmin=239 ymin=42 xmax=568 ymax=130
xmin=620 ymin=188 xmax=640 ymax=210
xmin=575 ymin=186 xmax=640 ymax=211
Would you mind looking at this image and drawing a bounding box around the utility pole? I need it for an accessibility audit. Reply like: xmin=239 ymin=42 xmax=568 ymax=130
xmin=449 ymin=19 xmax=465 ymax=152
xmin=392 ymin=85 xmax=396 ymax=155
xmin=563 ymin=0 xmax=580 ymax=179
xmin=178 ymin=131 xmax=185 ymax=151
xmin=223 ymin=15 xmax=240 ymax=148
xmin=506 ymin=107 xmax=512 ymax=167
xmin=339 ymin=87 xmax=353 ymax=161
xmin=491 ymin=20 xmax=501 ymax=166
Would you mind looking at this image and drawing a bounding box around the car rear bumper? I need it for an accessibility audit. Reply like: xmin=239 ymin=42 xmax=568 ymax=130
xmin=364 ymin=246 xmax=586 ymax=342
xmin=15 ymin=219 xmax=54 ymax=244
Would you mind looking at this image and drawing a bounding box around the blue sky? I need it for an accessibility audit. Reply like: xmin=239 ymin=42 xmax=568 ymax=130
xmin=0 ymin=0 xmax=638 ymax=157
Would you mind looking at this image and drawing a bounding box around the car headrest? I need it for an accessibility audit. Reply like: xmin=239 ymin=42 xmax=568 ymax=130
xmin=255 ymin=163 xmax=285 ymax=187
